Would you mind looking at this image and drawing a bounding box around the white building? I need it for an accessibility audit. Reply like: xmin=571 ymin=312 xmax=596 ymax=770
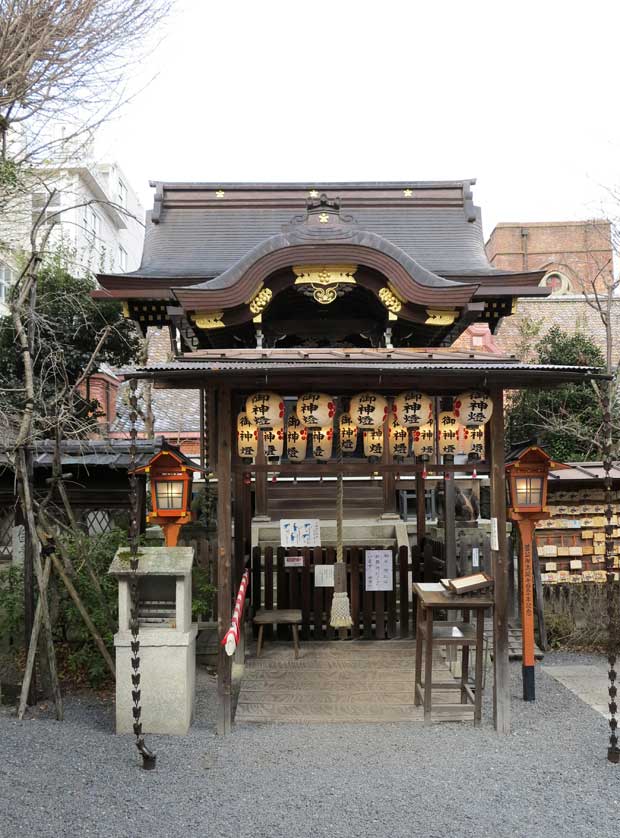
xmin=0 ymin=160 xmax=144 ymax=315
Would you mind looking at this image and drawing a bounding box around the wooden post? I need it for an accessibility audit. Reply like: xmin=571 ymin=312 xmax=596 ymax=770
xmin=216 ymin=386 xmax=233 ymax=735
xmin=415 ymin=472 xmax=426 ymax=548
xmin=254 ymin=429 xmax=268 ymax=518
xmin=15 ymin=500 xmax=36 ymax=705
xmin=444 ymin=471 xmax=457 ymax=578
xmin=233 ymin=471 xmax=245 ymax=586
xmin=532 ymin=540 xmax=547 ymax=651
xmin=489 ymin=387 xmax=510 ymax=734
xmin=382 ymin=419 xmax=397 ymax=515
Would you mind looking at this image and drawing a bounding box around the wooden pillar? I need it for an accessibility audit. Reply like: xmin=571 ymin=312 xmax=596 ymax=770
xmin=489 ymin=387 xmax=510 ymax=734
xmin=382 ymin=419 xmax=397 ymax=515
xmin=254 ymin=429 xmax=268 ymax=518
xmin=233 ymin=471 xmax=246 ymax=586
xmin=216 ymin=386 xmax=233 ymax=735
xmin=415 ymin=471 xmax=426 ymax=547
xmin=443 ymin=471 xmax=457 ymax=578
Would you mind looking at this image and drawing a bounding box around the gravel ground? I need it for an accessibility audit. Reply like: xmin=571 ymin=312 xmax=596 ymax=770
xmin=0 ymin=651 xmax=617 ymax=838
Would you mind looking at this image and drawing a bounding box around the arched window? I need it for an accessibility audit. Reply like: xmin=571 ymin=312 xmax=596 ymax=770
xmin=539 ymin=271 xmax=573 ymax=296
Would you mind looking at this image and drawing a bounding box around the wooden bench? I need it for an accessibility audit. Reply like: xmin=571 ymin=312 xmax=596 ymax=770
xmin=253 ymin=609 xmax=302 ymax=659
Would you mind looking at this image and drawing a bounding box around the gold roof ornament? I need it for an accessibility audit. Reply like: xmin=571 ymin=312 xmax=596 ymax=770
xmin=249 ymin=286 xmax=272 ymax=316
xmin=403 ymin=189 xmax=413 ymax=197
xmin=192 ymin=310 xmax=225 ymax=329
xmin=308 ymin=189 xmax=319 ymax=198
xmin=318 ymin=212 xmax=330 ymax=223
xmin=425 ymin=308 xmax=458 ymax=326
xmin=293 ymin=264 xmax=357 ymax=306
xmin=215 ymin=190 xmax=225 ymax=198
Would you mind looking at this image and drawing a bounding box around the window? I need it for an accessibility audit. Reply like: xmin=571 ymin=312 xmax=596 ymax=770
xmin=539 ymin=271 xmax=573 ymax=296
xmin=82 ymin=205 xmax=100 ymax=243
xmin=31 ymin=191 xmax=61 ymax=227
xmin=118 ymin=245 xmax=127 ymax=272
xmin=117 ymin=178 xmax=127 ymax=208
xmin=0 ymin=261 xmax=15 ymax=304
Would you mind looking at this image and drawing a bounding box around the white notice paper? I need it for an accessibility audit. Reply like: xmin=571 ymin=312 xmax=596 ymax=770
xmin=314 ymin=564 xmax=334 ymax=587
xmin=490 ymin=517 xmax=499 ymax=551
xmin=280 ymin=519 xmax=321 ymax=548
xmin=471 ymin=547 xmax=480 ymax=568
xmin=365 ymin=549 xmax=393 ymax=592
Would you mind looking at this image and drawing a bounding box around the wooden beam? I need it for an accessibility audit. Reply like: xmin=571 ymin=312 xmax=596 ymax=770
xmin=216 ymin=386 xmax=233 ymax=735
xmin=238 ymin=462 xmax=489 ymax=476
xmin=489 ymin=387 xmax=510 ymax=734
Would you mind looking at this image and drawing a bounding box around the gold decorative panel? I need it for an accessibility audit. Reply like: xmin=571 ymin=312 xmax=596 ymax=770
xmin=293 ymin=264 xmax=357 ymax=306
xmin=378 ymin=286 xmax=402 ymax=314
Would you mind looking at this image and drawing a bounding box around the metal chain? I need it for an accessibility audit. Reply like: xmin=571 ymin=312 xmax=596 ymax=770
xmin=603 ymin=385 xmax=619 ymax=763
xmin=128 ymin=379 xmax=156 ymax=770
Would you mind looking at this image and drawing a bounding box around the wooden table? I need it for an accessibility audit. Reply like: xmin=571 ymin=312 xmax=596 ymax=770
xmin=254 ymin=609 xmax=302 ymax=659
xmin=412 ymin=583 xmax=494 ymax=726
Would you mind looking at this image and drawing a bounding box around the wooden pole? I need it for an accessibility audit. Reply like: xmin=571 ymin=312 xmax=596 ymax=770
xmin=216 ymin=386 xmax=233 ymax=735
xmin=443 ymin=470 xmax=456 ymax=578
xmin=15 ymin=500 xmax=37 ymax=705
xmin=233 ymin=471 xmax=245 ymax=586
xmin=254 ymin=429 xmax=268 ymax=518
xmin=382 ymin=419 xmax=397 ymax=515
xmin=415 ymin=472 xmax=426 ymax=548
xmin=489 ymin=387 xmax=510 ymax=734
xmin=532 ymin=540 xmax=547 ymax=651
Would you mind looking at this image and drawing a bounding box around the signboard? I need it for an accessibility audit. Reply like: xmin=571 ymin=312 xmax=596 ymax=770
xmin=365 ymin=549 xmax=393 ymax=592
xmin=280 ymin=519 xmax=321 ymax=548
xmin=471 ymin=547 xmax=480 ymax=569
xmin=314 ymin=564 xmax=334 ymax=587
xmin=284 ymin=555 xmax=304 ymax=568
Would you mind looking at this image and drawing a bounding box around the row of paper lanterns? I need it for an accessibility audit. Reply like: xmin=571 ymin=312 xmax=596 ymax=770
xmin=238 ymin=391 xmax=491 ymax=463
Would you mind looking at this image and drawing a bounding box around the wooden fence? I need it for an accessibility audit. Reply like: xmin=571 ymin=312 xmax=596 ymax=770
xmin=250 ymin=544 xmax=418 ymax=641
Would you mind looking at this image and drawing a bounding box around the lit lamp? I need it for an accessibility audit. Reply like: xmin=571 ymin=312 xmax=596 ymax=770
xmin=505 ymin=444 xmax=569 ymax=701
xmin=132 ymin=441 xmax=203 ymax=547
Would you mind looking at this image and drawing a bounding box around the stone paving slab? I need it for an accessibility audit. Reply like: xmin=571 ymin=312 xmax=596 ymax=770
xmin=542 ymin=663 xmax=609 ymax=717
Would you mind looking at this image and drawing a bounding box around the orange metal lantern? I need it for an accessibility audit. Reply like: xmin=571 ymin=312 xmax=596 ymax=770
xmin=339 ymin=413 xmax=358 ymax=454
xmin=437 ymin=411 xmax=461 ymax=458
xmin=453 ymin=390 xmax=493 ymax=426
xmin=131 ymin=441 xmax=202 ymax=547
xmin=296 ymin=392 xmax=336 ymax=429
xmin=412 ymin=420 xmax=435 ymax=459
xmin=363 ymin=428 xmax=384 ymax=461
xmin=286 ymin=412 xmax=307 ymax=462
xmin=245 ymin=391 xmax=285 ymax=429
xmin=350 ymin=392 xmax=388 ymax=430
xmin=389 ymin=416 xmax=409 ymax=460
xmin=237 ymin=412 xmax=259 ymax=463
xmin=393 ymin=391 xmax=432 ymax=428
xmin=312 ymin=426 xmax=333 ymax=462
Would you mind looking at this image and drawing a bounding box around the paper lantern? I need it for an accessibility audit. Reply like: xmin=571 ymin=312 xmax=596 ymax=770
xmin=312 ymin=426 xmax=333 ymax=462
xmin=453 ymin=391 xmax=493 ymax=426
xmin=437 ymin=411 xmax=461 ymax=457
xmin=296 ymin=392 xmax=336 ymax=429
xmin=262 ymin=425 xmax=284 ymax=461
xmin=393 ymin=391 xmax=432 ymax=428
xmin=245 ymin=391 xmax=285 ymax=429
xmin=339 ymin=413 xmax=358 ymax=454
xmin=389 ymin=417 xmax=409 ymax=460
xmin=237 ymin=413 xmax=258 ymax=462
xmin=463 ymin=424 xmax=485 ymax=461
xmin=286 ymin=413 xmax=307 ymax=462
xmin=412 ymin=421 xmax=435 ymax=459
xmin=350 ymin=392 xmax=388 ymax=430
xmin=363 ymin=428 xmax=384 ymax=461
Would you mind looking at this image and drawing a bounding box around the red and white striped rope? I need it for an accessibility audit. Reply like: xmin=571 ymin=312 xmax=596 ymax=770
xmin=222 ymin=569 xmax=250 ymax=656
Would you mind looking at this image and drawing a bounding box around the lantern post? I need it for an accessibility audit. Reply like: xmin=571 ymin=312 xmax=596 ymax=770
xmin=505 ymin=445 xmax=569 ymax=701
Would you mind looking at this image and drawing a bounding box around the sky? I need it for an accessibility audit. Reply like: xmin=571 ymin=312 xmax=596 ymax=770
xmin=98 ymin=0 xmax=620 ymax=239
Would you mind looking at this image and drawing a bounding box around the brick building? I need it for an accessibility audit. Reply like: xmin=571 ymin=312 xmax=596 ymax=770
xmin=489 ymin=220 xmax=618 ymax=363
